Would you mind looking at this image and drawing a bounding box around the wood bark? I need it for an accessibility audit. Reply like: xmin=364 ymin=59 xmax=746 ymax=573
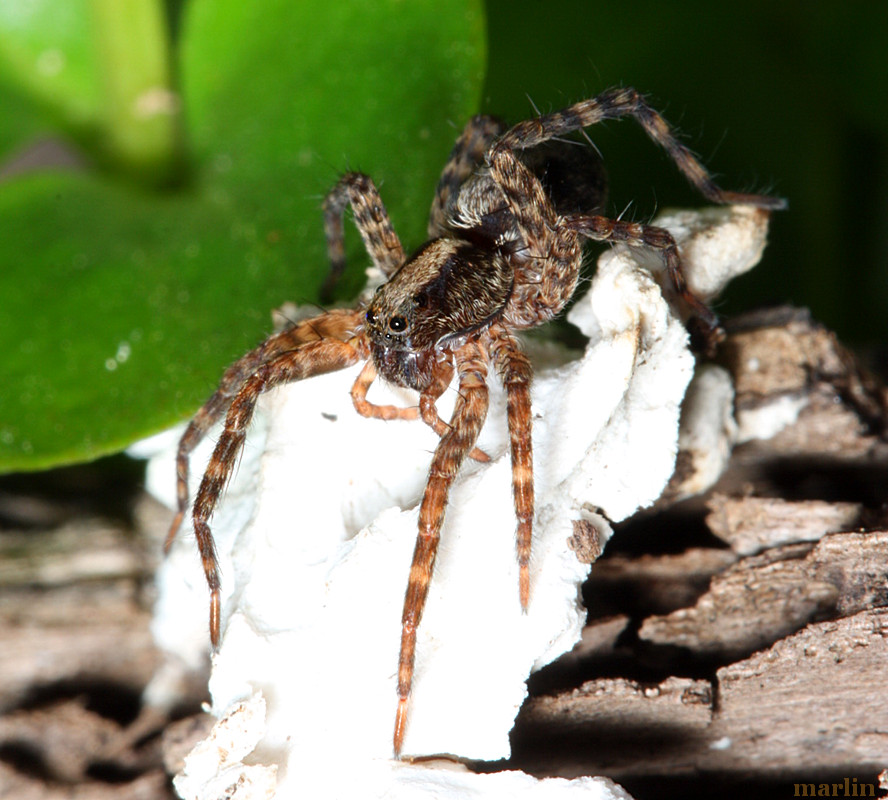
xmin=1 ymin=307 xmax=886 ymax=799
xmin=500 ymin=308 xmax=888 ymax=796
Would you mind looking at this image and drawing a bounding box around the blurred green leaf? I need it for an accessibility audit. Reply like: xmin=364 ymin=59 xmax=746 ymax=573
xmin=0 ymin=0 xmax=103 ymax=139
xmin=0 ymin=0 xmax=485 ymax=471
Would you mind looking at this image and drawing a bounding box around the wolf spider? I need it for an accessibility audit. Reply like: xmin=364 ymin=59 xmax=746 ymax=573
xmin=166 ymin=86 xmax=784 ymax=756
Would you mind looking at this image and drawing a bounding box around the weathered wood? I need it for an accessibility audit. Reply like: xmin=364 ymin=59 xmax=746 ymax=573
xmin=1 ymin=308 xmax=886 ymax=798
xmin=709 ymin=608 xmax=888 ymax=773
xmin=516 ymin=610 xmax=888 ymax=779
xmin=705 ymin=493 xmax=862 ymax=555
xmin=637 ymin=530 xmax=888 ymax=659
xmin=501 ymin=308 xmax=888 ymax=789
xmin=720 ymin=307 xmax=887 ymax=457
xmin=0 ymin=495 xmax=189 ymax=799
xmin=585 ymin=547 xmax=737 ymax=617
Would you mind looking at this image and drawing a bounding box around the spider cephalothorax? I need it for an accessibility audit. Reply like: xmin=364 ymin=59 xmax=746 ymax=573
xmin=166 ymin=86 xmax=784 ymax=756
xmin=365 ymin=238 xmax=514 ymax=389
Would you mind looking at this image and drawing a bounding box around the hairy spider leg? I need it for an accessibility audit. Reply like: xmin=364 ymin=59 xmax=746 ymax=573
xmin=418 ymin=359 xmax=491 ymax=463
xmin=489 ymin=327 xmax=534 ymax=608
xmin=394 ymin=340 xmax=490 ymax=755
xmin=566 ymin=215 xmax=725 ymax=349
xmin=190 ymin=337 xmax=363 ymax=648
xmin=166 ymin=309 xmax=362 ymax=551
xmin=487 ymin=87 xmax=784 ymax=345
xmin=427 ymin=114 xmax=505 ymax=238
xmin=322 ymin=172 xmax=406 ymax=301
xmin=487 ymin=140 xmax=585 ymax=329
xmin=492 ymin=86 xmax=786 ymax=211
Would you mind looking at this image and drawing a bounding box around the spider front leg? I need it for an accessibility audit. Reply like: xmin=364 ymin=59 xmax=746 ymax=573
xmin=166 ymin=309 xmax=362 ymax=550
xmin=418 ymin=359 xmax=491 ymax=463
xmin=321 ymin=171 xmax=405 ymax=301
xmin=394 ymin=341 xmax=490 ymax=756
xmin=189 ymin=338 xmax=362 ymax=648
xmin=351 ymin=360 xmax=420 ymax=422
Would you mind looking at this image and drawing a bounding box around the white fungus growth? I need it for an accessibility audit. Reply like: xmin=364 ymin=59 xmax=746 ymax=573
xmin=142 ymin=205 xmax=771 ymax=799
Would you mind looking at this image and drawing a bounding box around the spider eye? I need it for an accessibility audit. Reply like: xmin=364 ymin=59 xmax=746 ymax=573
xmin=366 ymin=309 xmax=379 ymax=326
xmin=388 ymin=315 xmax=407 ymax=332
xmin=414 ymin=292 xmax=428 ymax=309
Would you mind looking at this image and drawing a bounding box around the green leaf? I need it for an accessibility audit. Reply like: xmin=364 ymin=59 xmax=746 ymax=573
xmin=0 ymin=0 xmax=103 ymax=137
xmin=0 ymin=0 xmax=180 ymax=181
xmin=0 ymin=0 xmax=485 ymax=472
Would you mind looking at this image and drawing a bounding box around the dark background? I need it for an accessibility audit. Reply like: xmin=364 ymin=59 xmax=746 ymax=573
xmin=482 ymin=0 xmax=888 ymax=351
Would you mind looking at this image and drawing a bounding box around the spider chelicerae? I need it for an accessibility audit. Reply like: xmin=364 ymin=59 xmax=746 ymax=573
xmin=166 ymin=86 xmax=784 ymax=756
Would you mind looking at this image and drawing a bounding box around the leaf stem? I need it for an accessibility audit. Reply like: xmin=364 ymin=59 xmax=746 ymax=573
xmin=90 ymin=0 xmax=181 ymax=184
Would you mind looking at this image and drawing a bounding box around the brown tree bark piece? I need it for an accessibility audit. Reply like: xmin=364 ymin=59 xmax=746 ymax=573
xmin=517 ymin=609 xmax=888 ymax=779
xmin=705 ymin=493 xmax=862 ymax=555
xmin=0 ymin=517 xmax=162 ymax=714
xmin=586 ymin=547 xmax=737 ymax=617
xmin=720 ymin=307 xmax=886 ymax=457
xmin=708 ymin=608 xmax=888 ymax=774
xmin=0 ymin=497 xmax=185 ymax=799
xmin=637 ymin=530 xmax=888 ymax=659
